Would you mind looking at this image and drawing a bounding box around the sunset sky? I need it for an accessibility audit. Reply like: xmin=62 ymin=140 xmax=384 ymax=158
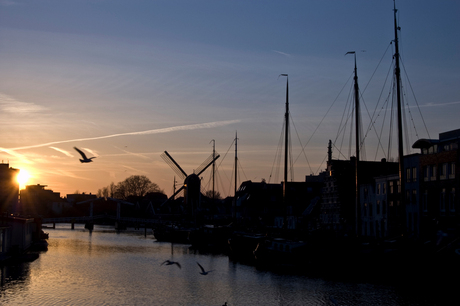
xmin=1 ymin=0 xmax=459 ymax=198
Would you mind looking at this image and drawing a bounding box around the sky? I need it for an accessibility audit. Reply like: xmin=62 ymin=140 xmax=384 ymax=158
xmin=1 ymin=0 xmax=459 ymax=198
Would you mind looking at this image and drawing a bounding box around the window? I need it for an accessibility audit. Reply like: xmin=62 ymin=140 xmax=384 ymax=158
xmin=382 ymin=201 xmax=387 ymax=215
xmin=431 ymin=165 xmax=437 ymax=181
xmin=424 ymin=166 xmax=429 ymax=182
xmin=412 ymin=167 xmax=417 ymax=182
xmin=449 ymin=162 xmax=456 ymax=179
xmin=406 ymin=168 xmax=411 ymax=182
xmin=389 ymin=181 xmax=394 ymax=193
xmin=377 ymin=183 xmax=381 ymax=195
xmin=397 ymin=180 xmax=401 ymax=193
xmin=412 ymin=190 xmax=417 ymax=206
xmin=408 ymin=213 xmax=412 ymax=233
xmin=440 ymin=188 xmax=446 ymax=213
xmin=383 ymin=183 xmax=386 ymax=194
xmin=440 ymin=163 xmax=447 ymax=180
xmin=376 ymin=200 xmax=381 ymax=214
xmin=449 ymin=188 xmax=456 ymax=212
xmin=422 ymin=191 xmax=428 ymax=212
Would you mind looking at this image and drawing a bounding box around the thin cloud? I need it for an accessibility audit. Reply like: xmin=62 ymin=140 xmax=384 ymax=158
xmin=0 ymin=93 xmax=46 ymax=114
xmin=379 ymin=100 xmax=460 ymax=112
xmin=47 ymin=169 xmax=92 ymax=180
xmin=49 ymin=147 xmax=74 ymax=157
xmin=0 ymin=0 xmax=22 ymax=7
xmin=82 ymin=147 xmax=98 ymax=157
xmin=0 ymin=147 xmax=32 ymax=164
xmin=122 ymin=165 xmax=148 ymax=174
xmin=5 ymin=119 xmax=241 ymax=151
xmin=420 ymin=101 xmax=460 ymax=108
xmin=113 ymin=146 xmax=151 ymax=160
xmin=272 ymin=50 xmax=291 ymax=57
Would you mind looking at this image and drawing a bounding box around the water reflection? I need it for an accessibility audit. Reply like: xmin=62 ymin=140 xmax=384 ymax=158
xmin=1 ymin=262 xmax=31 ymax=289
xmin=0 ymin=224 xmax=450 ymax=305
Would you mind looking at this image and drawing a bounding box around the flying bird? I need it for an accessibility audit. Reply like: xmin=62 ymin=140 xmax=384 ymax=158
xmin=196 ymin=262 xmax=213 ymax=275
xmin=74 ymin=147 xmax=96 ymax=163
xmin=161 ymin=260 xmax=181 ymax=269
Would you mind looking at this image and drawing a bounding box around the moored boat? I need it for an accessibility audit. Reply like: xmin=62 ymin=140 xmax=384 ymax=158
xmin=154 ymin=224 xmax=191 ymax=244
xmin=228 ymin=231 xmax=266 ymax=261
xmin=189 ymin=224 xmax=233 ymax=252
xmin=254 ymin=237 xmax=309 ymax=268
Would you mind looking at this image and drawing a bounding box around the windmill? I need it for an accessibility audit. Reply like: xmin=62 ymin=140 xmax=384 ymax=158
xmin=161 ymin=150 xmax=220 ymax=213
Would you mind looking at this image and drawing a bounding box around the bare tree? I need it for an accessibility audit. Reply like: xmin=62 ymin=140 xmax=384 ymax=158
xmin=109 ymin=182 xmax=116 ymax=197
xmin=113 ymin=175 xmax=163 ymax=200
xmin=204 ymin=190 xmax=222 ymax=200
xmin=102 ymin=186 xmax=109 ymax=198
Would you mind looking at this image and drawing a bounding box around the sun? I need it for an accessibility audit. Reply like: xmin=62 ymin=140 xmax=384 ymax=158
xmin=16 ymin=169 xmax=31 ymax=189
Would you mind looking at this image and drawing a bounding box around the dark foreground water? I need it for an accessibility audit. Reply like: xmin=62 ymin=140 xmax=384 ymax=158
xmin=0 ymin=224 xmax=451 ymax=305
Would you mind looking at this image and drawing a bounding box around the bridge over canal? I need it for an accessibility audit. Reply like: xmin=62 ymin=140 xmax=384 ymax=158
xmin=42 ymin=214 xmax=181 ymax=230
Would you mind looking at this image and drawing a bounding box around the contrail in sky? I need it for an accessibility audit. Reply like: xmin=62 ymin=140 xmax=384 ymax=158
xmin=272 ymin=50 xmax=291 ymax=57
xmin=1 ymin=120 xmax=241 ymax=152
xmin=420 ymin=101 xmax=460 ymax=108
xmin=0 ymin=147 xmax=31 ymax=163
xmin=50 ymin=147 xmax=74 ymax=157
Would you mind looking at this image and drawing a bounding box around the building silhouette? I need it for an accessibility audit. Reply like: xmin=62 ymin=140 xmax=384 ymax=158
xmin=412 ymin=128 xmax=459 ymax=241
xmin=0 ymin=163 xmax=19 ymax=214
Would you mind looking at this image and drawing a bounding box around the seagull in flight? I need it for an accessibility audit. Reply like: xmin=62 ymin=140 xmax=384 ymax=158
xmin=196 ymin=262 xmax=214 ymax=275
xmin=161 ymin=260 xmax=181 ymax=269
xmin=74 ymin=147 xmax=96 ymax=163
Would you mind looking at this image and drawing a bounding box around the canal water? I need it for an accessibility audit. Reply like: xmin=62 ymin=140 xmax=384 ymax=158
xmin=0 ymin=224 xmax=450 ymax=305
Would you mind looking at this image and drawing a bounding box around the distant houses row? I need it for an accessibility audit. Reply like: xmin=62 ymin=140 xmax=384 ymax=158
xmin=234 ymin=128 xmax=459 ymax=244
xmin=1 ymin=128 xmax=459 ymax=248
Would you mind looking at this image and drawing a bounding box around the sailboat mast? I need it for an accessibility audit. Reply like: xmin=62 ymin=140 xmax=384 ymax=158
xmin=210 ymin=139 xmax=215 ymax=201
xmin=233 ymin=131 xmax=238 ymax=221
xmin=346 ymin=50 xmax=361 ymax=237
xmin=234 ymin=131 xmax=238 ymax=198
xmin=280 ymin=74 xmax=289 ymax=209
xmin=353 ymin=55 xmax=360 ymax=166
xmin=394 ymin=2 xmax=405 ymax=223
xmin=351 ymin=52 xmax=360 ymax=236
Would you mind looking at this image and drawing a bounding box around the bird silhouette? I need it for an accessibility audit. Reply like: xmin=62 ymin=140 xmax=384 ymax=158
xmin=161 ymin=260 xmax=181 ymax=269
xmin=74 ymin=147 xmax=96 ymax=163
xmin=196 ymin=262 xmax=213 ymax=275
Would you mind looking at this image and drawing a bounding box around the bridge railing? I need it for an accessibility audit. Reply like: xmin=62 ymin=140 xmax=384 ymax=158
xmin=43 ymin=215 xmax=179 ymax=225
xmin=43 ymin=216 xmax=93 ymax=223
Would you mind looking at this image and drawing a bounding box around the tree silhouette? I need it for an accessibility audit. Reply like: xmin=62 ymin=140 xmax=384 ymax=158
xmin=113 ymin=175 xmax=163 ymax=200
xmin=204 ymin=190 xmax=222 ymax=200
